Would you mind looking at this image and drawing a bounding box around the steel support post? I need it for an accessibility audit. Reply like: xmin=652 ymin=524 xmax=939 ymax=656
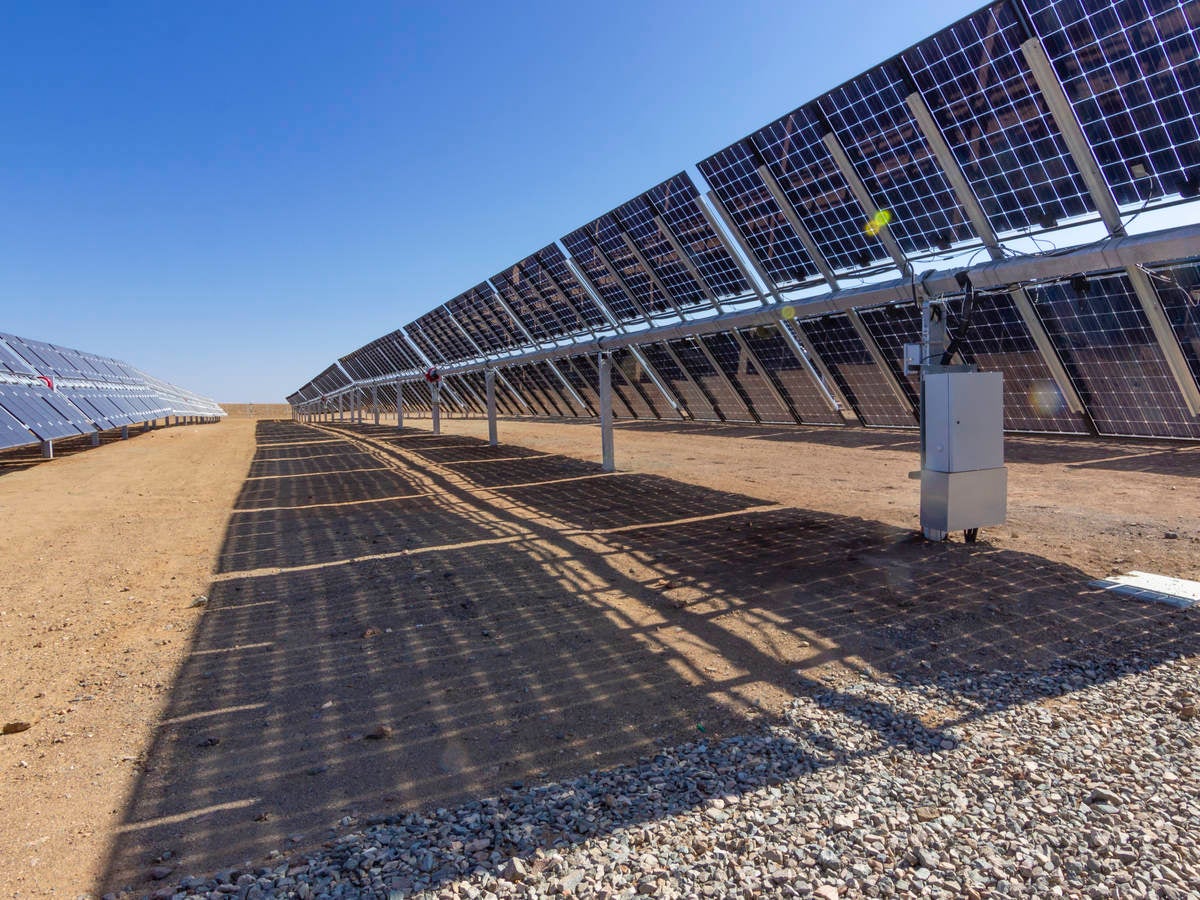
xmin=372 ymin=385 xmax=379 ymax=425
xmin=486 ymin=369 xmax=498 ymax=446
xmin=396 ymin=379 xmax=404 ymax=428
xmin=599 ymin=352 xmax=615 ymax=472
xmin=41 ymin=440 xmax=53 ymax=459
xmin=91 ymin=431 xmax=101 ymax=447
xmin=431 ymin=383 xmax=441 ymax=435
xmin=122 ymin=425 xmax=129 ymax=439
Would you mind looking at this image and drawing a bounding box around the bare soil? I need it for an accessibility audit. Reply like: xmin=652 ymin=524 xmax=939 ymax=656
xmin=0 ymin=413 xmax=1196 ymax=897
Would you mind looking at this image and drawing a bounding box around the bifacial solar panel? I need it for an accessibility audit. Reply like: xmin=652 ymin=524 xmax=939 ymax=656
xmin=550 ymin=358 xmax=600 ymax=417
xmin=563 ymin=355 xmax=637 ymax=418
xmin=428 ymin=306 xmax=479 ymax=362
xmin=902 ymin=1 xmax=1095 ymax=236
xmin=491 ymin=265 xmax=563 ymax=341
xmin=312 ymin=364 xmax=352 ymax=396
xmin=518 ymin=363 xmax=577 ymax=416
xmin=753 ymin=108 xmax=886 ymax=273
xmin=1024 ymin=0 xmax=1200 ymax=207
xmin=528 ymin=245 xmax=609 ymax=332
xmin=404 ymin=322 xmax=446 ymax=366
xmin=534 ymin=361 xmax=588 ymax=416
xmin=560 ymin=230 xmax=645 ymax=323
xmin=636 ymin=342 xmax=720 ymax=421
xmin=0 ymin=337 xmax=39 ymax=376
xmin=1148 ymin=262 xmax=1200 ymax=386
xmin=648 ymin=173 xmax=752 ymax=300
xmin=737 ymin=325 xmax=846 ymax=425
xmin=699 ymin=331 xmax=795 ymax=424
xmin=0 ymin=401 xmax=34 ymax=449
xmin=611 ymin=349 xmax=679 ymax=419
xmin=794 ymin=316 xmax=917 ymax=427
xmin=443 ymin=374 xmax=485 ymax=416
xmin=855 ymin=304 xmax=925 ymax=405
xmin=697 ymin=141 xmax=818 ymax=288
xmin=944 ymin=291 xmax=1091 ymax=433
xmin=563 ymin=215 xmax=674 ymax=319
xmin=0 ymin=384 xmax=89 ymax=441
xmin=1030 ymin=271 xmax=1200 ymax=439
xmin=818 ymin=62 xmax=976 ymax=258
xmin=669 ymin=337 xmax=757 ymax=422
xmin=614 ymin=195 xmax=708 ymax=310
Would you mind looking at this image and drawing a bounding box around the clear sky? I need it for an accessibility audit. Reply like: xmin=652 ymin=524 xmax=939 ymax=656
xmin=4 ymin=0 xmax=1022 ymax=402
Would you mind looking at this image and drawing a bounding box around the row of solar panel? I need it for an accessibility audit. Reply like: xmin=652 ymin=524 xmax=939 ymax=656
xmin=292 ymin=0 xmax=1200 ymax=437
xmin=0 ymin=332 xmax=225 ymax=452
xmin=312 ymin=262 xmax=1200 ymax=442
xmin=348 ymin=0 xmax=1198 ymax=369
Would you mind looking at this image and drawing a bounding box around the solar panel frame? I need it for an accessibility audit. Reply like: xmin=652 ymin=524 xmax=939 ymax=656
xmin=526 ymin=245 xmax=609 ymax=333
xmin=614 ymin=194 xmax=708 ymax=311
xmin=1023 ymin=0 xmax=1200 ymax=207
xmin=794 ymin=316 xmax=918 ymax=427
xmin=817 ymin=60 xmax=977 ymax=258
xmin=1030 ymin=270 xmax=1200 ymax=439
xmin=697 ymin=141 xmax=819 ymax=288
xmin=563 ymin=214 xmax=674 ymax=319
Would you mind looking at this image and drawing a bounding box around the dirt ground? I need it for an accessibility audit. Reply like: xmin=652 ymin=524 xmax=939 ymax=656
xmin=0 ymin=412 xmax=1196 ymax=897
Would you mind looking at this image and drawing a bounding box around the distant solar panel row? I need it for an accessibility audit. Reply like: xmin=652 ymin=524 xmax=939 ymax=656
xmin=292 ymin=0 xmax=1200 ymax=443
xmin=0 ymin=332 xmax=224 ymax=452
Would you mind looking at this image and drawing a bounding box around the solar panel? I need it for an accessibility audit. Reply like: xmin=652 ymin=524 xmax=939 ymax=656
xmin=0 ymin=337 xmax=38 ymax=376
xmin=563 ymin=214 xmax=674 ymax=319
xmin=668 ymin=337 xmax=757 ymax=422
xmin=902 ymin=1 xmax=1095 ymax=236
xmin=403 ymin=322 xmax=446 ymax=365
xmin=491 ymin=265 xmax=562 ymax=341
xmin=0 ymin=402 xmax=33 ymax=449
xmin=533 ymin=361 xmax=589 ymax=416
xmin=737 ymin=325 xmax=845 ymax=425
xmin=525 ymin=245 xmax=609 ymax=333
xmin=699 ymin=331 xmax=795 ymax=424
xmin=560 ymin=229 xmax=644 ymax=323
xmin=794 ymin=316 xmax=917 ymax=427
xmin=561 ymin=355 xmax=636 ymax=418
xmin=312 ymin=364 xmax=351 ymax=396
xmin=611 ymin=349 xmax=679 ymax=419
xmin=751 ymin=108 xmax=887 ymax=274
xmin=817 ymin=61 xmax=976 ymax=258
xmin=697 ymin=141 xmax=818 ymax=288
xmin=1148 ymin=262 xmax=1200 ymax=386
xmin=550 ymin=358 xmax=600 ymax=417
xmin=944 ymin=291 xmax=1091 ymax=433
xmin=855 ymin=304 xmax=925 ymax=405
xmin=0 ymin=384 xmax=90 ymax=441
xmin=1024 ymin=0 xmax=1200 ymax=207
xmin=636 ymin=342 xmax=720 ymax=421
xmin=614 ymin=195 xmax=707 ymax=310
xmin=648 ymin=173 xmax=752 ymax=300
xmin=1030 ymin=271 xmax=1200 ymax=439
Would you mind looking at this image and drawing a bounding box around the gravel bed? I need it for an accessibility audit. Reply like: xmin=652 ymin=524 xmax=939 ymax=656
xmin=127 ymin=650 xmax=1198 ymax=900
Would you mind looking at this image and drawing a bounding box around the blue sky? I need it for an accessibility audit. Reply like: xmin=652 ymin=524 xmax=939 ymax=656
xmin=4 ymin=1 xmax=1013 ymax=402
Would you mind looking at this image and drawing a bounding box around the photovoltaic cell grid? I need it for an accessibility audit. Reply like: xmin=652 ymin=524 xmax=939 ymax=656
xmin=1024 ymin=0 xmax=1200 ymax=206
xmin=855 ymin=304 xmax=925 ymax=404
xmin=794 ymin=316 xmax=917 ymax=427
xmin=529 ymin=245 xmax=609 ymax=332
xmin=697 ymin=142 xmax=817 ymax=288
xmin=565 ymin=215 xmax=674 ymax=319
xmin=903 ymin=1 xmax=1096 ymax=235
xmin=636 ymin=342 xmax=719 ymax=421
xmin=491 ymin=265 xmax=562 ymax=341
xmin=699 ymin=331 xmax=795 ymax=424
xmin=446 ymin=291 xmax=502 ymax=355
xmin=517 ymin=253 xmax=593 ymax=338
xmin=818 ymin=62 xmax=976 ymax=257
xmin=312 ymin=364 xmax=351 ymax=396
xmin=471 ymin=283 xmax=529 ymax=350
xmin=612 ymin=348 xmax=678 ymax=419
xmin=753 ymin=108 xmax=886 ymax=273
xmin=0 ymin=384 xmax=88 ymax=441
xmin=404 ymin=321 xmax=448 ymax=366
xmin=614 ymin=194 xmax=706 ymax=310
xmin=1148 ymin=261 xmax=1200 ymax=385
xmin=737 ymin=325 xmax=845 ymax=425
xmin=648 ymin=174 xmax=751 ymax=300
xmin=944 ymin=291 xmax=1090 ymax=433
xmin=669 ymin=337 xmax=756 ymax=422
xmin=561 ymin=355 xmax=638 ymax=418
xmin=558 ymin=230 xmax=644 ymax=323
xmin=1030 ymin=271 xmax=1200 ymax=438
xmin=551 ymin=358 xmax=601 ymax=417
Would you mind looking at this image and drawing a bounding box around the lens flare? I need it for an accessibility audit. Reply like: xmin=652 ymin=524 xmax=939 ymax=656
xmin=1028 ymin=379 xmax=1065 ymax=416
xmin=781 ymin=305 xmax=796 ymax=320
xmin=865 ymin=209 xmax=893 ymax=237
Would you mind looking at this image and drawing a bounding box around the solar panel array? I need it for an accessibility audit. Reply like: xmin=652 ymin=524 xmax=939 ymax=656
xmin=0 ymin=332 xmax=225 ymax=451
xmin=292 ymin=0 xmax=1200 ymax=443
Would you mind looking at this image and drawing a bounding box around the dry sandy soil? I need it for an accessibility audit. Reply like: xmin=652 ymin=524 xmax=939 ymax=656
xmin=0 ymin=412 xmax=1196 ymax=898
